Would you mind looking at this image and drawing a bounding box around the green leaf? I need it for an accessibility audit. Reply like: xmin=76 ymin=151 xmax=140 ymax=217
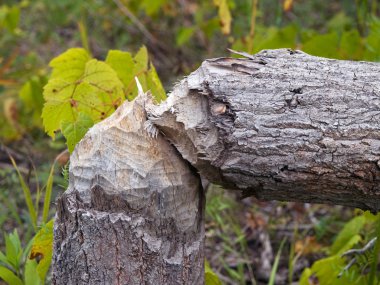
xmin=61 ymin=112 xmax=94 ymax=153
xmin=4 ymin=231 xmax=21 ymax=270
xmin=133 ymin=46 xmax=149 ymax=98
xmin=19 ymin=75 xmax=47 ymax=127
xmin=24 ymin=259 xmax=41 ymax=285
xmin=105 ymin=50 xmax=135 ymax=88
xmin=42 ymin=163 xmax=56 ymax=223
xmin=9 ymin=155 xmax=37 ymax=230
xmin=254 ymin=25 xmax=298 ymax=52
xmin=299 ymin=215 xmax=368 ymax=285
xmin=309 ymin=255 xmax=347 ymax=285
xmin=41 ymin=93 xmax=76 ymax=139
xmin=314 ymin=257 xmax=342 ymax=285
xmin=30 ymin=219 xmax=54 ymax=282
xmin=327 ymin=12 xmax=353 ymax=32
xmin=42 ymin=50 xmax=124 ymax=138
xmin=205 ymin=261 xmax=222 ymax=285
xmin=106 ymin=46 xmax=166 ymax=102
xmin=0 ymin=266 xmax=23 ymax=285
xmin=330 ymin=215 xmax=366 ymax=255
xmin=49 ymin=48 xmax=90 ymax=81
xmin=200 ymin=18 xmax=220 ymax=39
xmin=6 ymin=6 xmax=20 ymax=32
xmin=134 ymin=46 xmax=166 ymax=102
xmin=134 ymin=46 xmax=149 ymax=74
xmin=78 ymin=20 xmax=90 ymax=54
xmin=363 ymin=18 xmax=380 ymax=61
xmin=302 ymin=32 xmax=340 ymax=58
xmin=213 ymin=0 xmax=231 ymax=35
xmin=0 ymin=115 xmax=20 ymax=140
xmin=176 ymin=27 xmax=195 ymax=46
xmin=43 ymin=46 xmax=166 ymax=145
xmin=0 ymin=251 xmax=12 ymax=269
xmin=339 ymin=30 xmax=363 ymax=60
xmin=141 ymin=0 xmax=167 ymax=15
xmin=337 ymin=234 xmax=362 ymax=255
xmin=0 ymin=5 xmax=20 ymax=32
xmin=268 ymin=237 xmax=287 ymax=285
xmin=299 ymin=267 xmax=312 ymax=285
xmin=146 ymin=64 xmax=166 ymax=102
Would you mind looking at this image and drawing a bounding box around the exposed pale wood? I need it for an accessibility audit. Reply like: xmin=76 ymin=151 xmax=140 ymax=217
xmin=52 ymin=96 xmax=204 ymax=284
xmin=147 ymin=48 xmax=380 ymax=212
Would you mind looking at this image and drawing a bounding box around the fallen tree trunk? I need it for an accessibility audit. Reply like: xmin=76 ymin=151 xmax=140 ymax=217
xmin=53 ymin=49 xmax=380 ymax=284
xmin=148 ymin=48 xmax=380 ymax=212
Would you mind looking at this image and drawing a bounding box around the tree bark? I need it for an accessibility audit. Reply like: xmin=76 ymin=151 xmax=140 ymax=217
xmin=52 ymin=96 xmax=204 ymax=284
xmin=53 ymin=49 xmax=380 ymax=285
xmin=147 ymin=48 xmax=380 ymax=212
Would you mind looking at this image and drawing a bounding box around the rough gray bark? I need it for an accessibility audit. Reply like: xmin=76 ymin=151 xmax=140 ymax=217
xmin=148 ymin=48 xmax=380 ymax=212
xmin=52 ymin=96 xmax=204 ymax=284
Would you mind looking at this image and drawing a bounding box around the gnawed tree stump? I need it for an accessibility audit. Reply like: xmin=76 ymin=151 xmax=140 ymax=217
xmin=52 ymin=96 xmax=204 ymax=284
xmin=54 ymin=49 xmax=380 ymax=284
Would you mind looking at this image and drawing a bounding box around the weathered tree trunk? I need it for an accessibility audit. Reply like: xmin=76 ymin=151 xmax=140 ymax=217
xmin=53 ymin=49 xmax=380 ymax=284
xmin=52 ymin=96 xmax=204 ymax=284
xmin=147 ymin=48 xmax=380 ymax=212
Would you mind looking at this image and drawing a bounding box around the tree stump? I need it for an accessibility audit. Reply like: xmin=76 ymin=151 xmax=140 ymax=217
xmin=52 ymin=96 xmax=204 ymax=284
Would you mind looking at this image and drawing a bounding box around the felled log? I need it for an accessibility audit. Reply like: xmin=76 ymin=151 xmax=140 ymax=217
xmin=148 ymin=48 xmax=380 ymax=212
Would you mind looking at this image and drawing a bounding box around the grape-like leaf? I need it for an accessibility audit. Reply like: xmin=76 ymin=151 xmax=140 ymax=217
xmin=146 ymin=64 xmax=166 ymax=102
xmin=106 ymin=46 xmax=166 ymax=102
xmin=61 ymin=113 xmax=94 ymax=153
xmin=42 ymin=46 xmax=165 ymax=154
xmin=49 ymin=48 xmax=90 ymax=81
xmin=105 ymin=50 xmax=135 ymax=87
xmin=42 ymin=48 xmax=124 ymax=138
xmin=132 ymin=46 xmax=149 ymax=100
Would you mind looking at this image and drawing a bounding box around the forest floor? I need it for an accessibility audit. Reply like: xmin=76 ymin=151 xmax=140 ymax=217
xmin=205 ymin=186 xmax=354 ymax=284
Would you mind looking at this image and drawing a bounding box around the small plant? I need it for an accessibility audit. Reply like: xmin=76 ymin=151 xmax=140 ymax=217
xmin=205 ymin=260 xmax=222 ymax=285
xmin=299 ymin=212 xmax=380 ymax=285
xmin=8 ymin=154 xmax=56 ymax=230
xmin=0 ymin=153 xmax=59 ymax=284
xmin=0 ymin=222 xmax=53 ymax=285
xmin=206 ymin=185 xmax=257 ymax=284
xmin=268 ymin=237 xmax=286 ymax=285
xmin=0 ymin=230 xmax=36 ymax=285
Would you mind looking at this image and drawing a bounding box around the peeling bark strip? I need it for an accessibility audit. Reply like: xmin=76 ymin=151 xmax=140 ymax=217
xmin=148 ymin=49 xmax=380 ymax=212
xmin=52 ymin=97 xmax=204 ymax=284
